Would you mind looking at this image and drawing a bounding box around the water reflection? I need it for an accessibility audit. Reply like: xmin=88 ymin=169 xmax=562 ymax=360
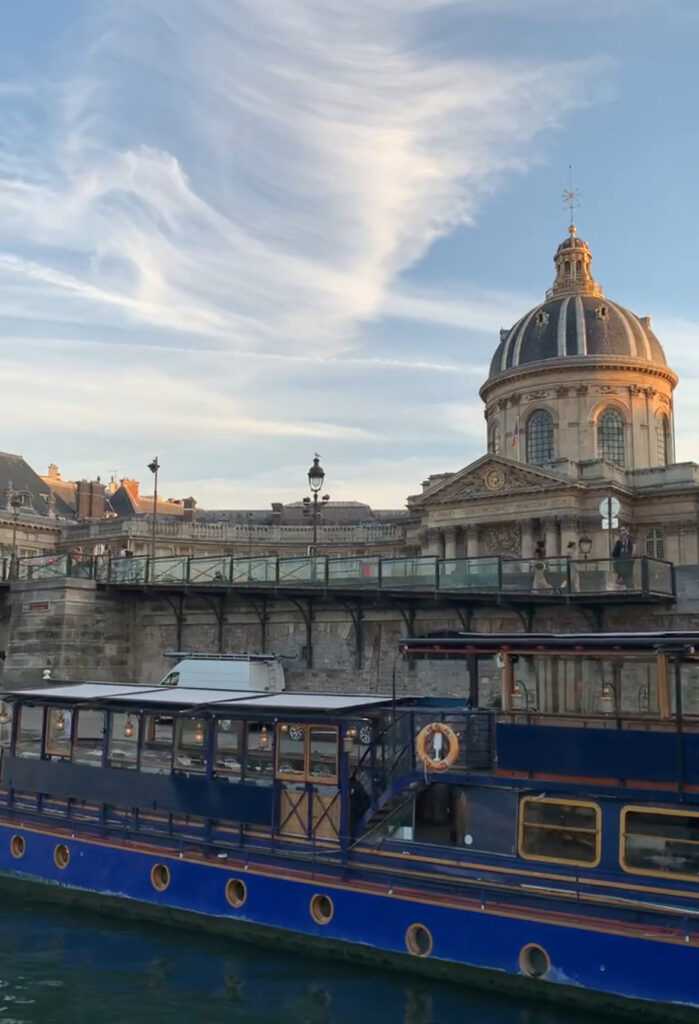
xmin=0 ymin=891 xmax=592 ymax=1024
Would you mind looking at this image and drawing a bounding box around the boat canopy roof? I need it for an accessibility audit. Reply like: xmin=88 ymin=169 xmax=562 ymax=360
xmin=401 ymin=631 xmax=699 ymax=656
xmin=0 ymin=682 xmax=415 ymax=715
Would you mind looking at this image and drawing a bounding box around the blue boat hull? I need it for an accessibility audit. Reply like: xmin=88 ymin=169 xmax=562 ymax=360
xmin=1 ymin=821 xmax=698 ymax=1021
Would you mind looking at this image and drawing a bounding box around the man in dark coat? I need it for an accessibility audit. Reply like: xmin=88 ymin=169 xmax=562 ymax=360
xmin=612 ymin=527 xmax=634 ymax=589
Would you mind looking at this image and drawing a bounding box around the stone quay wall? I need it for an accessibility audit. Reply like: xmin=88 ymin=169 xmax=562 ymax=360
xmin=1 ymin=566 xmax=699 ymax=702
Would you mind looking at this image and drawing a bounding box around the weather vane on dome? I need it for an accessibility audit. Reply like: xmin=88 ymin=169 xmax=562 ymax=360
xmin=562 ymin=165 xmax=580 ymax=233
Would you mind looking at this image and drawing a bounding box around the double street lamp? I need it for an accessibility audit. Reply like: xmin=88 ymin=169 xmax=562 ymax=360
xmin=304 ymin=455 xmax=330 ymax=555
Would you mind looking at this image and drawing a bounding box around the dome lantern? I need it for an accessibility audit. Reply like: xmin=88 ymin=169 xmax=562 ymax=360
xmin=546 ymin=225 xmax=603 ymax=300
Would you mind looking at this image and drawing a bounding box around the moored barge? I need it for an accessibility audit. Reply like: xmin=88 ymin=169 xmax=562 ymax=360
xmin=1 ymin=632 xmax=699 ymax=1018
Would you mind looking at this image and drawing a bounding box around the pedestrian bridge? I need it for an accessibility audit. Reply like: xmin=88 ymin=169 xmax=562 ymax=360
xmin=13 ymin=552 xmax=674 ymax=603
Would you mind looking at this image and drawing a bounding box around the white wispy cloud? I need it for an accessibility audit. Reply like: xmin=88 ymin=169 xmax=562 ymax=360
xmin=0 ymin=0 xmax=615 ymax=503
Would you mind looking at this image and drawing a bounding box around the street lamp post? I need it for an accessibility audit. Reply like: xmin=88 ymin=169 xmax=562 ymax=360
xmin=9 ymin=495 xmax=21 ymax=580
xmin=305 ymin=455 xmax=330 ymax=555
xmin=147 ymin=457 xmax=160 ymax=573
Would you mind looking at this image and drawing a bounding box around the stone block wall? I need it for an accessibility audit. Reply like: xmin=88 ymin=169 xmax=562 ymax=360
xmin=3 ymin=568 xmax=699 ymax=700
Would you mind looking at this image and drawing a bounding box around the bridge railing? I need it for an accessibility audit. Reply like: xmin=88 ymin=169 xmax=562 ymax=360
xmin=12 ymin=552 xmax=675 ymax=599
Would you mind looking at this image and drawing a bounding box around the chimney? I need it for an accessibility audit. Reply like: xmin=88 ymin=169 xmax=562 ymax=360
xmin=76 ymin=479 xmax=107 ymax=519
xmin=121 ymin=478 xmax=139 ymax=501
xmin=47 ymin=464 xmax=61 ymax=481
xmin=183 ymin=496 xmax=197 ymax=524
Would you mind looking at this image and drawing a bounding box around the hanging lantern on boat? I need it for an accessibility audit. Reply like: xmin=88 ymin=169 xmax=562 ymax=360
xmin=343 ymin=728 xmax=357 ymax=754
xmin=193 ymin=720 xmax=205 ymax=745
xmin=0 ymin=705 xmax=9 ymax=725
xmin=55 ymin=710 xmax=66 ymax=734
xmin=123 ymin=714 xmax=134 ymax=739
xmin=259 ymin=725 xmax=269 ymax=750
xmin=599 ymin=685 xmax=615 ymax=714
xmin=510 ymin=684 xmax=524 ymax=710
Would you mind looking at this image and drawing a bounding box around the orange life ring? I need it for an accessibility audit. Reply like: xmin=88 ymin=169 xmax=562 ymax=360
xmin=416 ymin=722 xmax=459 ymax=772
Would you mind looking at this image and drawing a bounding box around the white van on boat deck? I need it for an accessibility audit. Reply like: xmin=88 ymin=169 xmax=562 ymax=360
xmin=158 ymin=653 xmax=285 ymax=692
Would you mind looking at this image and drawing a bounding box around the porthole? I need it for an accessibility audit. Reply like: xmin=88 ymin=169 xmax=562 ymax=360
xmin=150 ymin=863 xmax=170 ymax=892
xmin=53 ymin=843 xmax=70 ymax=869
xmin=225 ymin=878 xmax=247 ymax=908
xmin=10 ymin=834 xmax=25 ymax=859
xmin=405 ymin=923 xmax=433 ymax=957
xmin=519 ymin=943 xmax=550 ymax=979
xmin=310 ymin=893 xmax=333 ymax=925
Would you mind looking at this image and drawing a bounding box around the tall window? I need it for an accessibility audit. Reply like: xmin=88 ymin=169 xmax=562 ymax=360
xmin=526 ymin=410 xmax=554 ymax=465
xmin=655 ymin=414 xmax=669 ymax=466
xmin=645 ymin=528 xmax=664 ymax=559
xmin=489 ymin=423 xmax=501 ymax=455
xmin=597 ymin=408 xmax=625 ymax=466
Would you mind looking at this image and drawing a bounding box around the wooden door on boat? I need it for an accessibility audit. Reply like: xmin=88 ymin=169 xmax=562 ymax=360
xmin=276 ymin=724 xmax=340 ymax=842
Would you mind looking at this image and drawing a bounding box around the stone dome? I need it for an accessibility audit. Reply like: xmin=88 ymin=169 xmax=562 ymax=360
xmin=488 ymin=227 xmax=667 ymax=379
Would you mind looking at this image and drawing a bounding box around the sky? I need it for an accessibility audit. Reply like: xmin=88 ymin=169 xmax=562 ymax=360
xmin=0 ymin=0 xmax=697 ymax=510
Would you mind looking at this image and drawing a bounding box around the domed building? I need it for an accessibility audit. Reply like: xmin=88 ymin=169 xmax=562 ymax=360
xmin=408 ymin=226 xmax=699 ymax=567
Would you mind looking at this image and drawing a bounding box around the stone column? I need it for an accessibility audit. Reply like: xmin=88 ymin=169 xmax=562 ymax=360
xmin=443 ymin=527 xmax=459 ymax=560
xmin=543 ymin=518 xmax=559 ymax=557
xmin=559 ymin=517 xmax=580 ymax=556
xmin=465 ymin=525 xmax=480 ymax=558
xmin=520 ymin=520 xmax=535 ymax=558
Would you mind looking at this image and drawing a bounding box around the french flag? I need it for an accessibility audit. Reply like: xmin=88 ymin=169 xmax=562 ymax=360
xmin=511 ymin=416 xmax=519 ymax=448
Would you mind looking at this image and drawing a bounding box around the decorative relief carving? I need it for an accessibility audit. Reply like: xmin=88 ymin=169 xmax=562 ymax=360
xmin=576 ymin=384 xmax=589 ymax=395
xmin=598 ymin=385 xmax=619 ymax=394
xmin=509 ymin=394 xmax=521 ymax=406
xmin=643 ymin=387 xmax=657 ymax=399
xmin=556 ymin=386 xmax=569 ymax=397
xmin=526 ymin=390 xmax=549 ymax=400
xmin=483 ymin=523 xmax=521 ymax=557
xmin=628 ymin=384 xmax=643 ymax=396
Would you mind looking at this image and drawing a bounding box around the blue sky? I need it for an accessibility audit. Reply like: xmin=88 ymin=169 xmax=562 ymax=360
xmin=0 ymin=0 xmax=696 ymax=508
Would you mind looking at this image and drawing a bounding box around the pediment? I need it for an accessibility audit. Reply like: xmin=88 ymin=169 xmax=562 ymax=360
xmin=411 ymin=455 xmax=573 ymax=507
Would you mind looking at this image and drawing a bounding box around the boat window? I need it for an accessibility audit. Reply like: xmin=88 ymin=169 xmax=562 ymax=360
xmin=174 ymin=718 xmax=207 ymax=773
xmin=245 ymin=722 xmax=274 ymax=785
xmin=72 ymin=710 xmax=105 ymax=766
xmin=621 ymin=807 xmax=699 ymax=879
xmin=275 ymin=724 xmax=339 ymax=785
xmin=160 ymin=672 xmax=180 ymax=688
xmin=107 ymin=712 xmax=139 ymax=769
xmin=309 ymin=727 xmax=338 ymax=783
xmin=16 ymin=705 xmax=44 ymax=758
xmin=277 ymin=724 xmax=306 ymax=779
xmin=518 ymin=797 xmax=600 ymax=866
xmin=0 ymin=704 xmax=13 ymax=751
xmin=140 ymin=715 xmax=174 ymax=774
xmin=214 ymin=719 xmax=242 ymax=778
xmin=45 ymin=707 xmax=72 ymax=758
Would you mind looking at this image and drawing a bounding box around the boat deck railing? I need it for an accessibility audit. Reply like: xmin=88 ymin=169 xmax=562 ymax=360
xmin=11 ymin=552 xmax=675 ymax=600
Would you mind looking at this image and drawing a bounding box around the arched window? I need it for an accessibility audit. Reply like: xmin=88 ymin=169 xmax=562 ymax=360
xmin=645 ymin=528 xmax=664 ymax=560
xmin=597 ymin=408 xmax=625 ymax=466
xmin=489 ymin=423 xmax=501 ymax=455
xmin=526 ymin=410 xmax=554 ymax=466
xmin=655 ymin=414 xmax=670 ymax=467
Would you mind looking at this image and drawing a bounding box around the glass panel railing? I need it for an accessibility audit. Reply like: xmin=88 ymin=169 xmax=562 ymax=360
xmin=327 ymin=557 xmax=380 ymax=587
xmin=149 ymin=557 xmax=188 ymax=583
xmin=17 ymin=553 xmax=69 ymax=580
xmin=109 ymin=555 xmax=148 ymax=584
xmin=381 ymin=557 xmax=437 ymax=589
xmin=438 ymin=557 xmax=499 ymax=591
xmin=645 ymin=558 xmax=673 ymax=595
xmin=501 ymin=557 xmax=570 ymax=594
xmin=231 ymin=557 xmax=277 ymax=583
xmin=277 ymin=558 xmax=326 ymax=585
xmin=189 ymin=556 xmax=231 ymax=584
xmin=576 ymin=557 xmax=643 ymax=594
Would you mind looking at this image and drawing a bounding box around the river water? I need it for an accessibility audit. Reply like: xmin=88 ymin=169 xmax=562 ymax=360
xmin=0 ymin=893 xmax=595 ymax=1024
